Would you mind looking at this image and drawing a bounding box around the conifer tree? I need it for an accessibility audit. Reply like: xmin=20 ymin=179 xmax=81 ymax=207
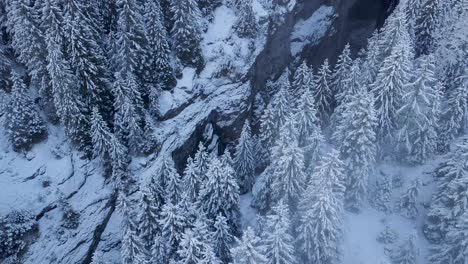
xmin=336 ymin=88 xmax=377 ymax=211
xmin=259 ymin=85 xmax=293 ymax=162
xmin=64 ymin=1 xmax=113 ymax=118
xmin=183 ymin=157 xmax=202 ymax=202
xmin=269 ymin=119 xmax=306 ymax=209
xmin=299 ymin=149 xmax=346 ymax=212
xmin=437 ymin=69 xmax=468 ymax=152
xmin=112 ymin=71 xmax=145 ymax=154
xmin=115 ymin=0 xmax=148 ymax=88
xmin=413 ymin=0 xmax=441 ymax=55
xmin=138 ymin=187 xmax=160 ymax=250
xmin=391 ymin=233 xmax=419 ymax=264
xmin=424 ymin=137 xmax=468 ymax=242
xmin=213 ymin=214 xmax=234 ymax=263
xmin=371 ymin=172 xmax=392 ymax=213
xmin=234 ymin=0 xmax=257 ymax=38
xmin=291 ymin=61 xmax=313 ymax=102
xmin=177 ymin=229 xmax=204 ymax=264
xmin=396 ymin=56 xmax=441 ymax=164
xmin=47 ymin=37 xmax=92 ymax=155
xmin=234 ymin=120 xmax=255 ymax=194
xmin=194 ymin=142 xmax=210 ymax=183
xmin=90 ymin=107 xmax=113 ymax=161
xmin=296 ymin=189 xmax=342 ymax=264
xmin=332 ymin=43 xmax=353 ymax=95
xmin=144 ymin=0 xmax=176 ymax=89
xmin=397 ymin=178 xmax=421 ymax=219
xmin=171 ymin=0 xmax=204 ymax=71
xmin=119 ymin=193 xmax=148 ymax=264
xmin=430 ymin=212 xmax=468 ymax=264
xmin=231 ymin=227 xmax=267 ymax=264
xmin=199 ymin=157 xmax=241 ymax=236
xmin=263 ymin=202 xmax=297 ymax=264
xmin=377 ymin=6 xmax=412 ymax=61
xmin=331 ymin=63 xmax=362 ymax=142
xmin=371 ymin=40 xmax=413 ymax=151
xmin=312 ymin=59 xmax=333 ymax=123
xmin=5 ymin=73 xmax=47 ymax=151
xmin=159 ymin=202 xmax=190 ymax=259
xmin=200 ymin=245 xmax=222 ymax=264
xmin=157 ymin=156 xmax=183 ymax=204
xmin=294 ymin=90 xmax=323 ymax=167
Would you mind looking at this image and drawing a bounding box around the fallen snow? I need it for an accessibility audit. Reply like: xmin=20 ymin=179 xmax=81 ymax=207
xmin=290 ymin=5 xmax=336 ymax=56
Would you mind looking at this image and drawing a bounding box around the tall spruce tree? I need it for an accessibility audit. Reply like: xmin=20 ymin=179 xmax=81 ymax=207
xmin=424 ymin=137 xmax=468 ymax=242
xmin=90 ymin=107 xmax=113 ymax=161
xmin=312 ymin=59 xmax=333 ymax=123
xmin=171 ymin=0 xmax=204 ymax=71
xmin=212 ymin=214 xmax=234 ymax=263
xmin=47 ymin=36 xmax=92 ymax=155
xmin=371 ymin=40 xmax=413 ymax=153
xmin=396 ymin=55 xmax=441 ymax=164
xmin=5 ymin=72 xmax=47 ymax=151
xmin=234 ymin=0 xmax=257 ymax=38
xmin=64 ymin=1 xmax=113 ymax=118
xmin=183 ymin=157 xmax=202 ymax=202
xmin=144 ymin=0 xmax=176 ymax=90
xmin=430 ymin=212 xmax=468 ymax=264
xmin=234 ymin=120 xmax=255 ymax=194
xmin=332 ymin=43 xmax=353 ymax=96
xmin=138 ymin=187 xmax=161 ymax=250
xmin=231 ymin=227 xmax=267 ymax=264
xmin=159 ymin=202 xmax=191 ymax=259
xmin=263 ymin=202 xmax=297 ymax=264
xmin=336 ymin=88 xmax=377 ymax=211
xmin=199 ymin=157 xmax=241 ymax=236
xmin=413 ymin=0 xmax=441 ymax=55
xmin=291 ymin=61 xmax=313 ymax=102
xmin=397 ymin=178 xmax=421 ymax=219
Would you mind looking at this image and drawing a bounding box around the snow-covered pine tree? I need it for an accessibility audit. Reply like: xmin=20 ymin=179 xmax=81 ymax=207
xmin=5 ymin=72 xmax=46 ymax=151
xmin=171 ymin=0 xmax=204 ymax=71
xmin=144 ymin=0 xmax=176 ymax=90
xmin=6 ymin=0 xmax=52 ymax=118
xmin=213 ymin=214 xmax=234 ymax=263
xmin=331 ymin=63 xmax=362 ymax=143
xmin=234 ymin=120 xmax=255 ymax=194
xmin=312 ymin=58 xmax=333 ymax=124
xmin=64 ymin=1 xmax=113 ymax=120
xmin=90 ymin=107 xmax=113 ymax=161
xmin=299 ymin=149 xmax=346 ymax=212
xmin=370 ymin=172 xmax=393 ymax=213
xmin=199 ymin=156 xmax=241 ymax=236
xmin=336 ymin=88 xmax=377 ymax=211
xmin=391 ymin=233 xmax=419 ymax=264
xmin=377 ymin=5 xmax=412 ymax=62
xmin=269 ymin=118 xmax=306 ymax=209
xmin=115 ymin=0 xmax=148 ymax=91
xmin=46 ymin=36 xmax=92 ymax=155
xmin=413 ymin=0 xmax=441 ymax=55
xmin=294 ymin=90 xmax=323 ymax=168
xmin=194 ymin=142 xmax=210 ymax=184
xmin=176 ymin=228 xmax=205 ymax=264
xmin=200 ymin=245 xmax=222 ymax=264
xmin=119 ymin=193 xmax=148 ymax=264
xmin=396 ymin=55 xmax=441 ymax=164
xmin=138 ymin=187 xmax=160 ymax=250
xmin=112 ymin=72 xmax=145 ymax=154
xmin=296 ymin=187 xmax=342 ymax=264
xmin=371 ymin=40 xmax=413 ymax=154
xmin=231 ymin=227 xmax=267 ymax=264
xmin=157 ymin=156 xmax=183 ymax=204
xmin=424 ymin=137 xmax=468 ymax=242
xmin=397 ymin=178 xmax=421 ymax=219
xmin=159 ymin=202 xmax=190 ymax=259
xmin=234 ymin=0 xmax=257 ymax=38
xmin=183 ymin=157 xmax=202 ymax=202
xmin=291 ymin=61 xmax=314 ymax=103
xmin=263 ymin=202 xmax=297 ymax=264
xmin=151 ymin=235 xmax=169 ymax=264
xmin=259 ymin=85 xmax=293 ymax=163
xmin=332 ymin=43 xmax=353 ymax=96
xmin=430 ymin=212 xmax=468 ymax=264
xmin=437 ymin=68 xmax=468 ymax=152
